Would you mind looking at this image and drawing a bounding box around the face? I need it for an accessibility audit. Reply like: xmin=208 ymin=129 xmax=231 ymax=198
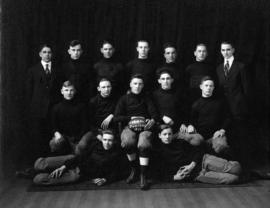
xmin=130 ymin=78 xmax=144 ymax=94
xmin=159 ymin=128 xmax=173 ymax=144
xmin=158 ymin=73 xmax=174 ymax=90
xmin=39 ymin=47 xmax=52 ymax=63
xmin=200 ymin=80 xmax=214 ymax=98
xmin=136 ymin=41 xmax=150 ymax=59
xmin=221 ymin=43 xmax=234 ymax=59
xmin=68 ymin=44 xmax=83 ymax=60
xmin=102 ymin=133 xmax=114 ymax=150
xmin=194 ymin=45 xmax=207 ymax=62
xmin=164 ymin=47 xmax=177 ymax=63
xmin=61 ymin=86 xmax=76 ymax=100
xmin=100 ymin=43 xmax=115 ymax=59
xmin=98 ymin=80 xmax=112 ymax=98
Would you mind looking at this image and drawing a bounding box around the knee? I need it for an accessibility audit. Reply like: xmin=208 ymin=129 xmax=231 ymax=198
xmin=34 ymin=157 xmax=47 ymax=171
xmin=121 ymin=130 xmax=136 ymax=150
xmin=228 ymin=161 xmax=242 ymax=175
xmin=190 ymin=134 xmax=204 ymax=146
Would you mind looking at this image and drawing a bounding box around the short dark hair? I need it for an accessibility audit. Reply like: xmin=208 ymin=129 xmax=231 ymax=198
xmin=163 ymin=42 xmax=176 ymax=51
xmin=130 ymin=73 xmax=144 ymax=83
xmin=101 ymin=39 xmax=114 ymax=48
xmin=62 ymin=80 xmax=75 ymax=88
xmin=69 ymin=40 xmax=82 ymax=48
xmin=221 ymin=41 xmax=234 ymax=48
xmin=156 ymin=67 xmax=174 ymax=79
xmin=200 ymin=76 xmax=215 ymax=85
xmin=137 ymin=40 xmax=149 ymax=47
xmin=158 ymin=124 xmax=172 ymax=133
xmin=98 ymin=78 xmax=112 ymax=85
xmin=102 ymin=129 xmax=114 ymax=137
xmin=195 ymin=43 xmax=207 ymax=51
xmin=39 ymin=43 xmax=52 ymax=53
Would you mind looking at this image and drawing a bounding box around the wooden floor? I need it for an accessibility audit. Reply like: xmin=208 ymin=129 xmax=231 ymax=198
xmin=0 ymin=178 xmax=270 ymax=208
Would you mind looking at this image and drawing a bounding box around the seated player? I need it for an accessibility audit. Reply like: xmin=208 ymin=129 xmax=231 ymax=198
xmin=114 ymin=74 xmax=159 ymax=190
xmin=33 ymin=130 xmax=125 ymax=186
xmin=93 ymin=40 xmax=125 ymax=96
xmin=152 ymin=69 xmax=187 ymax=131
xmin=34 ymin=81 xmax=94 ymax=172
xmin=178 ymin=76 xmax=232 ymax=158
xmin=153 ymin=125 xmax=241 ymax=184
xmin=89 ymin=78 xmax=118 ymax=138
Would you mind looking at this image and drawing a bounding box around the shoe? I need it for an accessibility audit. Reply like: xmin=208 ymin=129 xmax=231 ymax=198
xmin=140 ymin=173 xmax=149 ymax=190
xmin=15 ymin=168 xmax=36 ymax=179
xmin=126 ymin=167 xmax=137 ymax=184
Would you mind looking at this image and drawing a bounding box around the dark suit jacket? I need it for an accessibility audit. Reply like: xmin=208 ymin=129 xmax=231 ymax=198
xmin=26 ymin=62 xmax=61 ymax=118
xmin=216 ymin=60 xmax=249 ymax=119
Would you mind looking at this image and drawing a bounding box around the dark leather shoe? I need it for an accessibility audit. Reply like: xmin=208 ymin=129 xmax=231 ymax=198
xmin=126 ymin=167 xmax=137 ymax=184
xmin=140 ymin=174 xmax=149 ymax=190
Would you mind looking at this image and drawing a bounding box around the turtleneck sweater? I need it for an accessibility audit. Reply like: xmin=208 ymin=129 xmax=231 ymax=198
xmin=51 ymin=98 xmax=88 ymax=139
xmin=126 ymin=58 xmax=156 ymax=91
xmin=114 ymin=92 xmax=159 ymax=125
xmin=190 ymin=95 xmax=231 ymax=139
xmin=93 ymin=58 xmax=125 ymax=95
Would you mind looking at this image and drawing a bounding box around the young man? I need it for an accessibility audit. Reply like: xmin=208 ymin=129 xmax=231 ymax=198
xmin=25 ymin=44 xmax=61 ymax=165
xmin=179 ymin=76 xmax=232 ymax=159
xmin=61 ymin=40 xmax=94 ymax=102
xmin=93 ymin=40 xmax=125 ymax=96
xmin=216 ymin=41 xmax=250 ymax=169
xmin=33 ymin=81 xmax=94 ymax=173
xmin=156 ymin=43 xmax=184 ymax=89
xmin=126 ymin=40 xmax=156 ymax=92
xmin=152 ymin=69 xmax=186 ymax=131
xmin=153 ymin=125 xmax=241 ymax=184
xmin=33 ymin=130 xmax=125 ymax=186
xmin=216 ymin=41 xmax=249 ymax=120
xmin=185 ymin=43 xmax=216 ymax=107
xmin=89 ymin=78 xmax=118 ymax=133
xmin=114 ymin=74 xmax=159 ymax=190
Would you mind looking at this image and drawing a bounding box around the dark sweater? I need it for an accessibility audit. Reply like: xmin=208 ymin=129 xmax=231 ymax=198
xmin=190 ymin=96 xmax=231 ymax=139
xmin=156 ymin=62 xmax=185 ymax=88
xmin=61 ymin=59 xmax=94 ymax=102
xmin=114 ymin=92 xmax=159 ymax=125
xmin=51 ymin=99 xmax=88 ymax=140
xmin=152 ymin=88 xmax=187 ymax=129
xmin=185 ymin=61 xmax=216 ymax=104
xmin=65 ymin=140 xmax=124 ymax=183
xmin=126 ymin=58 xmax=156 ymax=91
xmin=153 ymin=139 xmax=204 ymax=181
xmin=89 ymin=94 xmax=117 ymax=128
xmin=93 ymin=58 xmax=125 ymax=95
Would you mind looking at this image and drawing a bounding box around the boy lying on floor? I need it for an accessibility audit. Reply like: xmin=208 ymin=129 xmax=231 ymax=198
xmin=33 ymin=130 xmax=125 ymax=186
xmin=152 ymin=124 xmax=241 ymax=184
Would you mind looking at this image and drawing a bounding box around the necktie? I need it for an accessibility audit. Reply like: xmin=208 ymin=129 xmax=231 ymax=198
xmin=224 ymin=60 xmax=229 ymax=77
xmin=45 ymin=64 xmax=50 ymax=74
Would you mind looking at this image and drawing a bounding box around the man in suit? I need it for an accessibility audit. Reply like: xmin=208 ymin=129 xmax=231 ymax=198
xmin=25 ymin=44 xmax=61 ymax=165
xmin=216 ymin=41 xmax=249 ymax=120
xmin=216 ymin=41 xmax=250 ymax=169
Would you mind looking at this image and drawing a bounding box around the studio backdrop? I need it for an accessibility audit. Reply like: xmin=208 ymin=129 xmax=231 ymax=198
xmin=1 ymin=0 xmax=270 ymax=175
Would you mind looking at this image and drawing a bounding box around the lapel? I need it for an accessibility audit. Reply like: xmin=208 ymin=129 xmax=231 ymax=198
xmin=226 ymin=60 xmax=239 ymax=78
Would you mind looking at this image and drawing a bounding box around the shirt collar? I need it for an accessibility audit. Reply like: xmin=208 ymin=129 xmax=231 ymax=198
xmin=224 ymin=56 xmax=234 ymax=68
xmin=41 ymin=61 xmax=52 ymax=70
